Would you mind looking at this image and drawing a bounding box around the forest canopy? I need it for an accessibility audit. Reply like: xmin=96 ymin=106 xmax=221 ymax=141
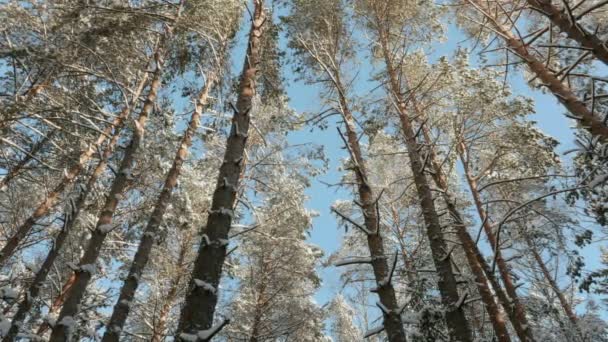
xmin=0 ymin=0 xmax=607 ymax=341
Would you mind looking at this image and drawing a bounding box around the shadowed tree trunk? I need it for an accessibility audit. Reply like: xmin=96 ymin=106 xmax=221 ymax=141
xmin=457 ymin=142 xmax=536 ymax=341
xmin=523 ymin=233 xmax=584 ymax=339
xmin=373 ymin=15 xmax=473 ymax=339
xmin=413 ymin=119 xmax=511 ymax=341
xmin=101 ymin=73 xmax=216 ymax=342
xmin=177 ymin=1 xmax=265 ymax=337
xmin=48 ymin=41 xmax=165 ymax=342
xmin=333 ymin=78 xmax=407 ymax=341
xmin=149 ymin=231 xmax=193 ymax=342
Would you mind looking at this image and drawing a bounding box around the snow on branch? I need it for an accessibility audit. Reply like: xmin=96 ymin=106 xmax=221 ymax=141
xmin=194 ymin=279 xmax=217 ymax=295
xmin=178 ymin=317 xmax=231 ymax=341
xmin=331 ymin=208 xmax=372 ymax=235
xmin=363 ymin=324 xmax=384 ymax=339
xmin=334 ymin=256 xmax=373 ymax=267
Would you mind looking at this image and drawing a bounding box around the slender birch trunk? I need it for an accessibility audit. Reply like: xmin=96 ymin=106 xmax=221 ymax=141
xmin=374 ymin=26 xmax=472 ymax=340
xmin=48 ymin=43 xmax=165 ymax=342
xmin=457 ymin=143 xmax=535 ymax=341
xmin=467 ymin=0 xmax=608 ymax=141
xmin=3 ymin=122 xmax=123 ymax=342
xmin=526 ymin=0 xmax=608 ymax=65
xmin=101 ymin=74 xmax=216 ymax=342
xmin=177 ymin=1 xmax=265 ymax=337
xmin=0 ymin=75 xmax=148 ymax=267
xmin=0 ymin=129 xmax=57 ymax=189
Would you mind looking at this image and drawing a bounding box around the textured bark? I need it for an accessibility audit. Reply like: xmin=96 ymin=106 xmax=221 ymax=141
xmin=0 ymin=129 xmax=57 ymax=189
xmin=101 ymin=75 xmax=215 ymax=342
xmin=48 ymin=46 xmax=164 ymax=342
xmin=524 ymin=235 xmax=582 ymax=332
xmin=0 ymin=75 xmax=148 ymax=268
xmin=335 ymin=81 xmax=407 ymax=341
xmin=468 ymin=0 xmax=608 ymax=142
xmin=527 ymin=0 xmax=608 ymax=65
xmin=376 ymin=29 xmax=472 ymax=341
xmin=149 ymin=232 xmax=192 ymax=342
xmin=415 ymin=122 xmax=510 ymax=341
xmin=177 ymin=2 xmax=265 ymax=337
xmin=3 ymin=125 xmax=122 ymax=342
xmin=458 ymin=144 xmax=535 ymax=342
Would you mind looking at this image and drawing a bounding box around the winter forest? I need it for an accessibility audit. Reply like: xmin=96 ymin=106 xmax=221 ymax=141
xmin=2 ymin=0 xmax=608 ymax=341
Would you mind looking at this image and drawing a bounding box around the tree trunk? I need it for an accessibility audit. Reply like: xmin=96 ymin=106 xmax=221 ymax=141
xmin=48 ymin=44 xmax=164 ymax=342
xmin=457 ymin=144 xmax=535 ymax=341
xmin=415 ymin=123 xmax=511 ymax=341
xmin=3 ymin=123 xmax=123 ymax=342
xmin=101 ymin=74 xmax=215 ymax=342
xmin=149 ymin=231 xmax=192 ymax=342
xmin=0 ymin=74 xmax=148 ymax=267
xmin=176 ymin=1 xmax=265 ymax=337
xmin=334 ymin=74 xmax=407 ymax=340
xmin=526 ymin=0 xmax=608 ymax=65
xmin=467 ymin=0 xmax=608 ymax=142
xmin=523 ymin=235 xmax=583 ymax=336
xmin=376 ymin=30 xmax=472 ymax=341
xmin=0 ymin=129 xmax=57 ymax=189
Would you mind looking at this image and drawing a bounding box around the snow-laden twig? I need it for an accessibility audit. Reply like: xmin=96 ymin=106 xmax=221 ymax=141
xmin=194 ymin=279 xmax=217 ymax=295
xmin=363 ymin=324 xmax=384 ymax=338
xmin=331 ymin=208 xmax=372 ymax=235
xmin=334 ymin=256 xmax=372 ymax=267
xmin=178 ymin=317 xmax=231 ymax=341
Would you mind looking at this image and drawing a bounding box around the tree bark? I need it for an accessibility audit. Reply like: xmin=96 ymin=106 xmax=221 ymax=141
xmin=101 ymin=74 xmax=215 ymax=342
xmin=457 ymin=143 xmax=535 ymax=341
xmin=0 ymin=129 xmax=57 ymax=189
xmin=467 ymin=0 xmax=608 ymax=142
xmin=334 ymin=78 xmax=407 ymax=341
xmin=149 ymin=231 xmax=192 ymax=342
xmin=177 ymin=1 xmax=265 ymax=337
xmin=524 ymin=235 xmax=583 ymax=335
xmin=3 ymin=123 xmax=123 ymax=342
xmin=526 ymin=0 xmax=608 ymax=65
xmin=376 ymin=27 xmax=473 ymax=341
xmin=415 ymin=123 xmax=511 ymax=341
xmin=48 ymin=44 xmax=164 ymax=342
xmin=0 ymin=74 xmax=148 ymax=268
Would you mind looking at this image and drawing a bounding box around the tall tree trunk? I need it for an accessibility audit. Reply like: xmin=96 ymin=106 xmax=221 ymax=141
xmin=376 ymin=29 xmax=472 ymax=341
xmin=0 ymin=129 xmax=57 ymax=189
xmin=0 ymin=74 xmax=148 ymax=267
xmin=149 ymin=230 xmax=192 ymax=342
xmin=3 ymin=122 xmax=123 ymax=342
xmin=48 ymin=43 xmax=165 ymax=342
xmin=414 ymin=123 xmax=511 ymax=341
xmin=523 ymin=235 xmax=583 ymax=337
xmin=177 ymin=1 xmax=265 ymax=337
xmin=334 ymin=75 xmax=408 ymax=340
xmin=457 ymin=144 xmax=535 ymax=341
xmin=526 ymin=0 xmax=608 ymax=65
xmin=467 ymin=0 xmax=608 ymax=142
xmin=102 ymin=74 xmax=216 ymax=342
